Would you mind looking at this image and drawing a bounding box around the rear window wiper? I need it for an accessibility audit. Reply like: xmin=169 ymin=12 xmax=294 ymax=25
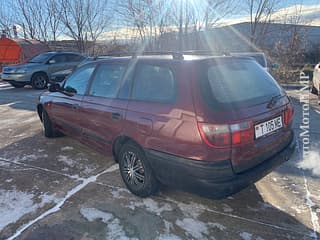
xmin=267 ymin=95 xmax=283 ymax=108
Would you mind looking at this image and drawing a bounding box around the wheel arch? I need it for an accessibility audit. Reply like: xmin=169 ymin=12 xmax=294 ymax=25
xmin=31 ymin=71 xmax=49 ymax=80
xmin=112 ymin=136 xmax=142 ymax=162
xmin=37 ymin=104 xmax=43 ymax=122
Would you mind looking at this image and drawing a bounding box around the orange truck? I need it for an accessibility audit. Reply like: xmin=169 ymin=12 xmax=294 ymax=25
xmin=0 ymin=36 xmax=49 ymax=73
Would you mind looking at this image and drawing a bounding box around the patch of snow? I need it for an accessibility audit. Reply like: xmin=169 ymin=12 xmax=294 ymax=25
xmin=0 ymin=190 xmax=57 ymax=231
xmin=291 ymin=206 xmax=302 ymax=214
xmin=37 ymin=149 xmax=44 ymax=153
xmin=0 ymin=161 xmax=11 ymax=167
xmin=222 ymin=204 xmax=233 ymax=213
xmin=80 ymin=207 xmax=137 ymax=240
xmin=61 ymin=146 xmax=74 ymax=151
xmin=297 ymin=136 xmax=320 ymax=239
xmin=297 ymin=151 xmax=320 ymax=177
xmin=40 ymin=193 xmax=59 ymax=205
xmin=80 ymin=207 xmax=113 ymax=223
xmin=111 ymin=188 xmax=130 ymax=199
xmin=105 ymin=164 xmax=119 ymax=173
xmin=157 ymin=234 xmax=182 ymax=240
xmin=127 ymin=198 xmax=172 ymax=216
xmin=176 ymin=218 xmax=208 ymax=239
xmin=107 ymin=218 xmax=137 ymax=240
xmin=177 ymin=202 xmax=204 ymax=218
xmin=272 ymin=177 xmax=277 ymax=182
xmin=0 ymin=190 xmax=36 ymax=231
xmin=208 ymin=222 xmax=226 ymax=231
xmin=6 ymin=166 xmax=114 ymax=240
xmin=163 ymin=220 xmax=174 ymax=233
xmin=20 ymin=154 xmax=38 ymax=162
xmin=240 ymin=232 xmax=252 ymax=240
xmin=303 ymin=175 xmax=320 ymax=238
xmin=142 ymin=198 xmax=173 ymax=216
xmin=5 ymin=178 xmax=13 ymax=183
xmin=57 ymin=155 xmax=75 ymax=167
xmin=82 ymin=166 xmax=96 ymax=175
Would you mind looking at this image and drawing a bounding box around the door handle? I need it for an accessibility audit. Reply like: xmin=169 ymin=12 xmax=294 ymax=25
xmin=72 ymin=104 xmax=79 ymax=110
xmin=112 ymin=112 xmax=122 ymax=120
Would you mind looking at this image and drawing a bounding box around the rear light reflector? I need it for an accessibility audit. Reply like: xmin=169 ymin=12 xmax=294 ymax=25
xmin=198 ymin=121 xmax=253 ymax=148
xmin=230 ymin=122 xmax=254 ymax=145
xmin=284 ymin=104 xmax=294 ymax=125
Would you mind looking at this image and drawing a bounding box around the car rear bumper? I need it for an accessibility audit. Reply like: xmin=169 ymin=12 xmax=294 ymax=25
xmin=146 ymin=131 xmax=295 ymax=199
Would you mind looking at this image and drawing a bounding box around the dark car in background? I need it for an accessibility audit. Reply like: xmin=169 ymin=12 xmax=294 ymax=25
xmin=50 ymin=56 xmax=112 ymax=84
xmin=231 ymin=52 xmax=268 ymax=71
xmin=37 ymin=53 xmax=295 ymax=198
xmin=1 ymin=51 xmax=85 ymax=89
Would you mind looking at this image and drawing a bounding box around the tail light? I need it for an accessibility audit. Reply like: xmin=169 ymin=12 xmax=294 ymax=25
xmin=198 ymin=121 xmax=254 ymax=148
xmin=284 ymin=104 xmax=294 ymax=125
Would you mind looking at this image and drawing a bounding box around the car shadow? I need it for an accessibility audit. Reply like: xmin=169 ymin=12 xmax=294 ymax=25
xmin=157 ymin=183 xmax=319 ymax=239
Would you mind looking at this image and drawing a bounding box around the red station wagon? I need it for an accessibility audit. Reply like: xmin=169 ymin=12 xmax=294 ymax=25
xmin=37 ymin=53 xmax=295 ymax=198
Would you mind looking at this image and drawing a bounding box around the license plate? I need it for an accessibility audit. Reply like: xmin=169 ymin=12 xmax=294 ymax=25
xmin=255 ymin=116 xmax=283 ymax=139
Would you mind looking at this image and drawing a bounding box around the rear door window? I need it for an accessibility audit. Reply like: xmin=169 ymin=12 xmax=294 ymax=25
xmin=51 ymin=54 xmax=67 ymax=63
xmin=88 ymin=64 xmax=126 ymax=98
xmin=66 ymin=54 xmax=85 ymax=62
xmin=132 ymin=64 xmax=176 ymax=103
xmin=200 ymin=58 xmax=283 ymax=110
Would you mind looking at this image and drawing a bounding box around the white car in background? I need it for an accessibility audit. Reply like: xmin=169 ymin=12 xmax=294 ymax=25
xmin=312 ymin=63 xmax=320 ymax=95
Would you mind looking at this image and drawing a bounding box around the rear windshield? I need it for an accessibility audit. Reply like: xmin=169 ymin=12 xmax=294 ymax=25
xmin=199 ymin=58 xmax=284 ymax=110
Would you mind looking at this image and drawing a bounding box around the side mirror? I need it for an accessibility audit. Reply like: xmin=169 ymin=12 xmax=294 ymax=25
xmin=49 ymin=83 xmax=61 ymax=92
xmin=48 ymin=59 xmax=56 ymax=64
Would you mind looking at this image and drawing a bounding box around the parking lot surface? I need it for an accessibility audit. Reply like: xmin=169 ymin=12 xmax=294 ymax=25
xmin=0 ymin=81 xmax=319 ymax=240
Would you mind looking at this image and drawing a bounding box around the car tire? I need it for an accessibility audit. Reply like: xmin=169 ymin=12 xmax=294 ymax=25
xmin=42 ymin=110 xmax=58 ymax=138
xmin=311 ymin=86 xmax=319 ymax=95
xmin=31 ymin=72 xmax=48 ymax=90
xmin=119 ymin=142 xmax=159 ymax=197
xmin=10 ymin=82 xmax=25 ymax=88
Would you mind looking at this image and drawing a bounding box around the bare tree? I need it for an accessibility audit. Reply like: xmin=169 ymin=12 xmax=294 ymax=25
xmin=170 ymin=0 xmax=236 ymax=50
xmin=45 ymin=0 xmax=63 ymax=43
xmin=15 ymin=0 xmax=39 ymax=39
xmin=245 ymin=0 xmax=277 ymax=45
xmin=273 ymin=5 xmax=309 ymax=82
xmin=60 ymin=0 xmax=111 ymax=53
xmin=0 ymin=2 xmax=14 ymax=37
xmin=117 ymin=0 xmax=172 ymax=50
xmin=12 ymin=0 xmax=63 ymax=42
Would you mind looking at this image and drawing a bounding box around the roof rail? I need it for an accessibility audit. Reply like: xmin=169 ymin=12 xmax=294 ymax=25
xmin=182 ymin=50 xmax=230 ymax=56
xmin=97 ymin=51 xmax=184 ymax=60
